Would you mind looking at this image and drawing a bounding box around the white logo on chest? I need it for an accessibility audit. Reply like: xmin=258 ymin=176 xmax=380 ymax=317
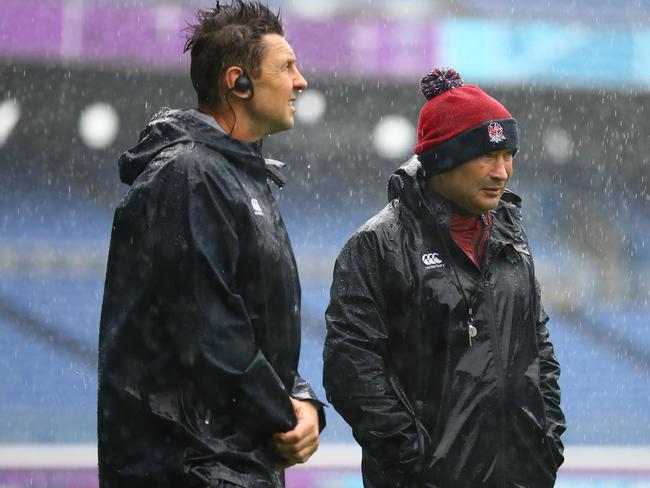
xmin=251 ymin=198 xmax=264 ymax=216
xmin=422 ymin=252 xmax=444 ymax=269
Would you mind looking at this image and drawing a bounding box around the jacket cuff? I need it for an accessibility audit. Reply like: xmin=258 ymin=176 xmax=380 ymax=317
xmin=291 ymin=376 xmax=327 ymax=433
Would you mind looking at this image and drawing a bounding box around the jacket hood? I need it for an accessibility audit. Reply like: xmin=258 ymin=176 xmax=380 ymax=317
xmin=118 ymin=108 xmax=265 ymax=185
xmin=387 ymin=156 xmax=433 ymax=219
xmin=387 ymin=156 xmax=422 ymax=203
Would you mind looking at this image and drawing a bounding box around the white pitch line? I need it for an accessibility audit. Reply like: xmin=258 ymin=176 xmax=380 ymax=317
xmin=0 ymin=444 xmax=649 ymax=472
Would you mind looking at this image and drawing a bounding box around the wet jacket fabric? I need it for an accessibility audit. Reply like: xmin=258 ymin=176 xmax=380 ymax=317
xmin=98 ymin=108 xmax=323 ymax=488
xmin=323 ymin=157 xmax=565 ymax=488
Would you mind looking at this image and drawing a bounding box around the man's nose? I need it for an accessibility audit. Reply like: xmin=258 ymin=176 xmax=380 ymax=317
xmin=294 ymin=68 xmax=308 ymax=91
xmin=490 ymin=156 xmax=510 ymax=181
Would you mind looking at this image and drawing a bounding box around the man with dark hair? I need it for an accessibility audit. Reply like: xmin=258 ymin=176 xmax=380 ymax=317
xmin=98 ymin=2 xmax=323 ymax=487
xmin=323 ymin=68 xmax=566 ymax=487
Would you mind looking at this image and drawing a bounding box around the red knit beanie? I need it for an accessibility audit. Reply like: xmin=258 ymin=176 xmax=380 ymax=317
xmin=414 ymin=68 xmax=519 ymax=175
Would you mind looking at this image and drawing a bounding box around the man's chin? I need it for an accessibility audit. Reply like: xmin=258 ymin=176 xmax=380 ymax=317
xmin=472 ymin=197 xmax=501 ymax=213
xmin=484 ymin=200 xmax=501 ymax=212
xmin=267 ymin=120 xmax=294 ymax=136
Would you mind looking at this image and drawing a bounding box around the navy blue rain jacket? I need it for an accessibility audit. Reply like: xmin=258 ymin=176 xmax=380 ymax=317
xmin=323 ymin=158 xmax=565 ymax=488
xmin=98 ymin=108 xmax=323 ymax=488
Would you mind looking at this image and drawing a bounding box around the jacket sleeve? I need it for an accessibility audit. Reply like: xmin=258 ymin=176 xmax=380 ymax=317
xmin=152 ymin=156 xmax=296 ymax=435
xmin=535 ymin=281 xmax=566 ymax=468
xmin=323 ymin=231 xmax=425 ymax=476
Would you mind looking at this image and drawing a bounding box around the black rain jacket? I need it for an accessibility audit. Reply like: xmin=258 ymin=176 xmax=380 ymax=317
xmin=98 ymin=108 xmax=323 ymax=488
xmin=323 ymin=157 xmax=565 ymax=488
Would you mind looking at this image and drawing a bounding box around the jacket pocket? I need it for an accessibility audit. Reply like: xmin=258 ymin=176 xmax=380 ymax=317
xmin=148 ymin=385 xmax=213 ymax=439
xmin=516 ymin=406 xmax=560 ymax=474
xmin=387 ymin=371 xmax=432 ymax=475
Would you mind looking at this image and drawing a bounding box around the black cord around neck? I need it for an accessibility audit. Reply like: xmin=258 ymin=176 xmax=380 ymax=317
xmin=432 ymin=215 xmax=471 ymax=313
xmin=225 ymin=90 xmax=238 ymax=137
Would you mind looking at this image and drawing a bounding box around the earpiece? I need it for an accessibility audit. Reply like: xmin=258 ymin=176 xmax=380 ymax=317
xmin=225 ymin=69 xmax=254 ymax=136
xmin=233 ymin=74 xmax=254 ymax=99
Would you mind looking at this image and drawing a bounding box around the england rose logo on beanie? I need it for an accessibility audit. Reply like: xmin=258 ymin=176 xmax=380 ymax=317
xmin=488 ymin=121 xmax=505 ymax=143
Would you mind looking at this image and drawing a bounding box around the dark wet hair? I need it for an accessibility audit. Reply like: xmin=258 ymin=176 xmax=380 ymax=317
xmin=184 ymin=0 xmax=283 ymax=107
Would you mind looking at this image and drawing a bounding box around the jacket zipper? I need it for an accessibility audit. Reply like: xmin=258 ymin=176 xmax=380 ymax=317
xmin=474 ymin=214 xmax=488 ymax=268
xmin=483 ymin=249 xmax=507 ymax=487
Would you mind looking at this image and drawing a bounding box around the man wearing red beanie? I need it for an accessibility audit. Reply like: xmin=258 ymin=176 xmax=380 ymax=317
xmin=323 ymin=68 xmax=566 ymax=487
